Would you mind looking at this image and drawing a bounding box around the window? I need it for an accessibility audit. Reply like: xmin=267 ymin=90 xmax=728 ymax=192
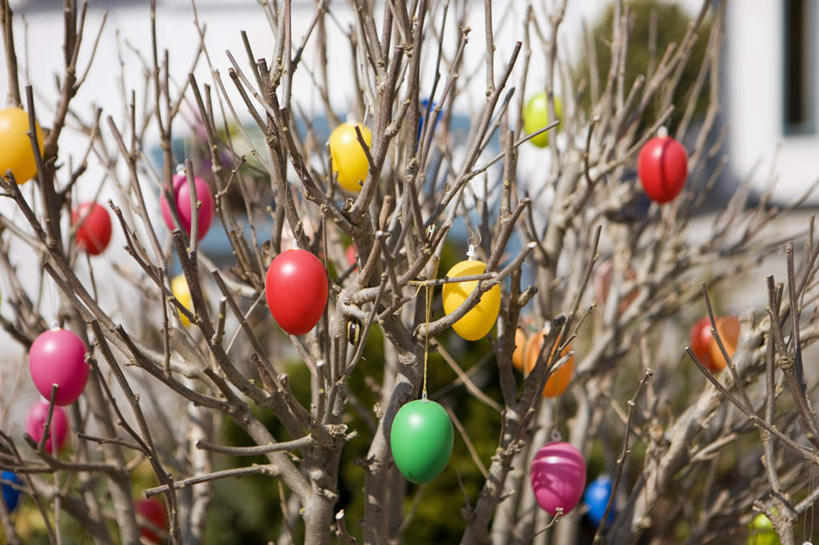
xmin=784 ymin=0 xmax=817 ymax=135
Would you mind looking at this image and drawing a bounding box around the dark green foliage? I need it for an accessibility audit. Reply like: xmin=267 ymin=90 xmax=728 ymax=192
xmin=577 ymin=0 xmax=712 ymax=130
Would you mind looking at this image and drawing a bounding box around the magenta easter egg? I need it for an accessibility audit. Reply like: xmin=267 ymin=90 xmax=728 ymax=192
xmin=160 ymin=174 xmax=214 ymax=241
xmin=29 ymin=329 xmax=89 ymax=406
xmin=26 ymin=400 xmax=69 ymax=454
xmin=530 ymin=441 xmax=586 ymax=515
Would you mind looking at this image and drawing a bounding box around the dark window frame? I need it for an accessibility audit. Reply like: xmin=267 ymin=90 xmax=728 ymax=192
xmin=783 ymin=0 xmax=817 ymax=136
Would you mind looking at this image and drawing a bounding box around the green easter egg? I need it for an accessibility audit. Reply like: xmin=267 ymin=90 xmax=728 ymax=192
xmin=389 ymin=399 xmax=454 ymax=484
xmin=523 ymin=92 xmax=562 ymax=148
xmin=748 ymin=514 xmax=780 ymax=545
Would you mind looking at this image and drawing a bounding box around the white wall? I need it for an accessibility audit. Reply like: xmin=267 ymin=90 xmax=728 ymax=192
xmin=726 ymin=0 xmax=819 ymax=203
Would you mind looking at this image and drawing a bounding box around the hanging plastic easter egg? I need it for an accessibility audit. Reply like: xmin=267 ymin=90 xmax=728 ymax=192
xmin=329 ymin=122 xmax=372 ymax=193
xmin=390 ymin=399 xmax=454 ymax=484
xmin=708 ymin=316 xmax=740 ymax=372
xmin=689 ymin=317 xmax=715 ymax=370
xmin=29 ymin=328 xmax=89 ymax=406
xmin=160 ymin=174 xmax=214 ymax=241
xmin=690 ymin=316 xmax=740 ymax=373
xmin=1 ymin=471 xmax=23 ymax=513
xmin=0 ymin=107 xmax=44 ymax=185
xmin=523 ymin=330 xmax=575 ymax=398
xmin=637 ymin=135 xmax=688 ymax=203
xmin=171 ymin=274 xmax=193 ymax=327
xmin=748 ymin=513 xmax=780 ymax=545
xmin=135 ymin=498 xmax=169 ymax=544
xmin=417 ymin=98 xmax=443 ymax=142
xmin=265 ymin=249 xmax=328 ymax=335
xmin=583 ymin=475 xmax=614 ymax=527
xmin=72 ymin=202 xmax=112 ymax=256
xmin=512 ymin=327 xmax=527 ymax=371
xmin=523 ymin=93 xmax=562 ymax=147
xmin=442 ymin=260 xmax=501 ymax=341
xmin=346 ymin=245 xmax=357 ymax=267
xmin=26 ymin=400 xmax=69 ymax=454
xmin=530 ymin=441 xmax=586 ymax=515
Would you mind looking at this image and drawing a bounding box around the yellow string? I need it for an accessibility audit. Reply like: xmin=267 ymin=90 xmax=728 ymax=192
xmin=422 ymin=281 xmax=433 ymax=400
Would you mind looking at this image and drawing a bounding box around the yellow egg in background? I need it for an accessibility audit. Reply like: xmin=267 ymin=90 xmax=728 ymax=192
xmin=329 ymin=122 xmax=372 ymax=193
xmin=442 ymin=260 xmax=501 ymax=341
xmin=523 ymin=93 xmax=562 ymax=148
xmin=0 ymin=107 xmax=44 ymax=184
xmin=171 ymin=274 xmax=193 ymax=327
xmin=748 ymin=513 xmax=779 ymax=545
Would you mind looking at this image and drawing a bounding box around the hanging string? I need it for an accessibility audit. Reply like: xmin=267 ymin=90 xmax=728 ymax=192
xmin=422 ymin=281 xmax=433 ymax=401
xmin=809 ymin=464 xmax=816 ymax=543
xmin=805 ymin=468 xmax=810 ymax=543
xmin=552 ymin=401 xmax=561 ymax=442
xmin=542 ymin=320 xmax=562 ymax=442
xmin=46 ymin=274 xmax=58 ymax=330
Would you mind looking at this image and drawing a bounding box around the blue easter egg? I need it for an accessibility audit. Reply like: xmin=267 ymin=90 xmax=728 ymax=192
xmin=2 ymin=471 xmax=23 ymax=512
xmin=583 ymin=475 xmax=614 ymax=526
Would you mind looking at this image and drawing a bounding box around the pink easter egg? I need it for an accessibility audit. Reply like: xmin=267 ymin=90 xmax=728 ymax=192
xmin=530 ymin=441 xmax=587 ymax=516
xmin=160 ymin=174 xmax=214 ymax=241
xmin=29 ymin=329 xmax=89 ymax=406
xmin=26 ymin=400 xmax=69 ymax=454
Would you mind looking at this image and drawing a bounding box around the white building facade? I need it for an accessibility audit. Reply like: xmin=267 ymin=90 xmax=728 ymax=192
xmin=725 ymin=0 xmax=819 ymax=203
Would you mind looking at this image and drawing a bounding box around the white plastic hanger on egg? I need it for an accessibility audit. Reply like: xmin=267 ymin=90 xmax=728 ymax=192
xmin=466 ymin=243 xmax=477 ymax=261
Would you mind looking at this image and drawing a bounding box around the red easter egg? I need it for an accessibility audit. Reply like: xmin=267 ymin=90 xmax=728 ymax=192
xmin=135 ymin=498 xmax=169 ymax=544
xmin=160 ymin=174 xmax=214 ymax=241
xmin=690 ymin=316 xmax=741 ymax=373
xmin=530 ymin=441 xmax=586 ymax=515
xmin=25 ymin=400 xmax=69 ymax=454
xmin=689 ymin=317 xmax=714 ymax=371
xmin=72 ymin=202 xmax=112 ymax=255
xmin=708 ymin=316 xmax=740 ymax=372
xmin=29 ymin=329 xmax=89 ymax=406
xmin=265 ymin=249 xmax=328 ymax=335
xmin=637 ymin=136 xmax=688 ymax=203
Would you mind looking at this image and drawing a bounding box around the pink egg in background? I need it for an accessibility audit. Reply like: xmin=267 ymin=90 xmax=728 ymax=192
xmin=160 ymin=174 xmax=214 ymax=241
xmin=26 ymin=400 xmax=69 ymax=454
xmin=29 ymin=329 xmax=89 ymax=406
xmin=530 ymin=441 xmax=587 ymax=516
xmin=346 ymin=245 xmax=357 ymax=267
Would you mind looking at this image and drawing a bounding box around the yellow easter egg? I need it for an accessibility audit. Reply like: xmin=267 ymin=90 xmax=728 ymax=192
xmin=523 ymin=93 xmax=562 ymax=148
xmin=329 ymin=122 xmax=372 ymax=193
xmin=442 ymin=260 xmax=501 ymax=341
xmin=0 ymin=107 xmax=44 ymax=184
xmin=171 ymin=274 xmax=193 ymax=327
